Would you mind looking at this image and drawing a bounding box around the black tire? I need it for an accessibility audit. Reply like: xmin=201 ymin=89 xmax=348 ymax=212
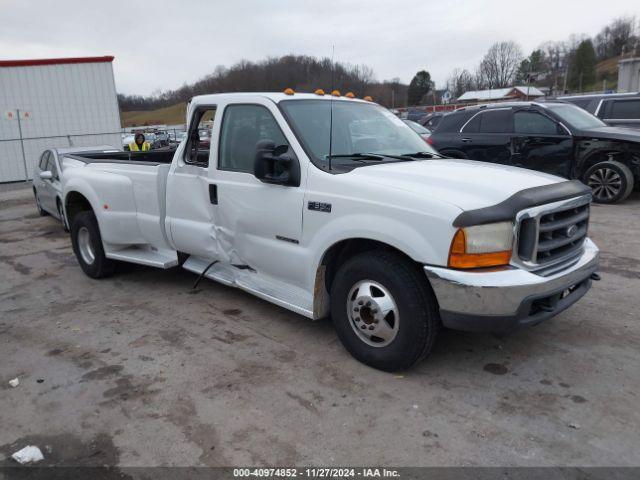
xmin=57 ymin=199 xmax=69 ymax=232
xmin=70 ymin=211 xmax=115 ymax=279
xmin=34 ymin=189 xmax=47 ymax=216
xmin=584 ymin=160 xmax=634 ymax=204
xmin=330 ymin=250 xmax=440 ymax=372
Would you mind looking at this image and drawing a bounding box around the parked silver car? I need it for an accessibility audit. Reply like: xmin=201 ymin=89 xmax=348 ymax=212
xmin=32 ymin=146 xmax=118 ymax=231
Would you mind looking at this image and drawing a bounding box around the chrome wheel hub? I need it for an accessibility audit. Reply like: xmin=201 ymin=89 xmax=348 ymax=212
xmin=588 ymin=167 xmax=621 ymax=201
xmin=347 ymin=280 xmax=399 ymax=347
xmin=77 ymin=226 xmax=95 ymax=265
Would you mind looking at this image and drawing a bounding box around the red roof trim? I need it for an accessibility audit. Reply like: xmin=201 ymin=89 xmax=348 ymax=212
xmin=0 ymin=56 xmax=114 ymax=68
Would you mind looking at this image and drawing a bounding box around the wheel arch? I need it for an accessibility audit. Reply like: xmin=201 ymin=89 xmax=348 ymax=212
xmin=64 ymin=190 xmax=95 ymax=227
xmin=579 ymin=147 xmax=636 ymax=177
xmin=311 ymin=237 xmax=432 ymax=319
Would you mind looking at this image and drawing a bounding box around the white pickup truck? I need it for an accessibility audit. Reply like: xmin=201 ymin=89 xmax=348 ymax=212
xmin=61 ymin=92 xmax=600 ymax=371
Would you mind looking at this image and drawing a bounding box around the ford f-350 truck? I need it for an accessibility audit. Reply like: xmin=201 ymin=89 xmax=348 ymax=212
xmin=61 ymin=92 xmax=600 ymax=371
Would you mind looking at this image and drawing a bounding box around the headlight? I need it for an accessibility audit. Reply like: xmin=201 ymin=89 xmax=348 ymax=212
xmin=448 ymin=221 xmax=514 ymax=269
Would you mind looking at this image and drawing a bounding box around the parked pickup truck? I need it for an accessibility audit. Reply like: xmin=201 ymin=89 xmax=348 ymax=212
xmin=61 ymin=92 xmax=600 ymax=371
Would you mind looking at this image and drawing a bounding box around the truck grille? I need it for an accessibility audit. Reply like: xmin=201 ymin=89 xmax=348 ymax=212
xmin=517 ymin=200 xmax=590 ymax=269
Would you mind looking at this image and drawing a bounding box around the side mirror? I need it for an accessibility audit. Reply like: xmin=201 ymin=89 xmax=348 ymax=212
xmin=254 ymin=140 xmax=300 ymax=187
xmin=39 ymin=171 xmax=53 ymax=180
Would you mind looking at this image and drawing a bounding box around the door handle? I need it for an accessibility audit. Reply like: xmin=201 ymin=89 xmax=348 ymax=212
xmin=461 ymin=137 xmax=472 ymax=142
xmin=209 ymin=184 xmax=218 ymax=205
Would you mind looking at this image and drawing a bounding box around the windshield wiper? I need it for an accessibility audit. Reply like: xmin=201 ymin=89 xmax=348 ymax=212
xmin=325 ymin=153 xmax=385 ymax=161
xmin=397 ymin=151 xmax=446 ymax=159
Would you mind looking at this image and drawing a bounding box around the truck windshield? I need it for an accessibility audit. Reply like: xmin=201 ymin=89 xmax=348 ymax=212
xmin=545 ymin=103 xmax=607 ymax=130
xmin=280 ymin=100 xmax=437 ymax=166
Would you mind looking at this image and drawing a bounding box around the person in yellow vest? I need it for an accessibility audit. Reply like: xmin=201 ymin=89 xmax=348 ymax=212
xmin=129 ymin=133 xmax=151 ymax=152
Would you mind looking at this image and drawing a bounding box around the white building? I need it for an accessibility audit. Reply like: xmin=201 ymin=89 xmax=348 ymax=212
xmin=618 ymin=57 xmax=640 ymax=93
xmin=456 ymin=86 xmax=545 ymax=103
xmin=0 ymin=56 xmax=121 ymax=182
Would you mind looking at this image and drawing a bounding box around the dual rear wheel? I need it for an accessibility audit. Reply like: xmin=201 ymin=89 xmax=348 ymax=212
xmin=70 ymin=211 xmax=115 ymax=279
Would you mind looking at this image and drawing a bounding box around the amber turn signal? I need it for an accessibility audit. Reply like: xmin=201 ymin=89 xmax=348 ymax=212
xmin=284 ymin=88 xmax=295 ymax=95
xmin=448 ymin=229 xmax=511 ymax=269
xmin=331 ymin=90 xmax=341 ymax=97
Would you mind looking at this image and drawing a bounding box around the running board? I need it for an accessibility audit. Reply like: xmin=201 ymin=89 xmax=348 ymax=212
xmin=105 ymin=245 xmax=178 ymax=268
xmin=183 ymin=256 xmax=314 ymax=318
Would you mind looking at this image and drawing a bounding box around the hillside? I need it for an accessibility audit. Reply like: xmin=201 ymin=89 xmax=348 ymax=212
xmin=120 ymin=102 xmax=187 ymax=127
xmin=595 ymin=55 xmax=620 ymax=89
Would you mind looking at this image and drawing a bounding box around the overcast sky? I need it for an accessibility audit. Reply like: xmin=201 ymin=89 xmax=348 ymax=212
xmin=1 ymin=0 xmax=637 ymax=95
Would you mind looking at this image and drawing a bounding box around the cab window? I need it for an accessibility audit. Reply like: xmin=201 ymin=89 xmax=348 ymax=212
xmin=514 ymin=111 xmax=559 ymax=135
xmin=218 ymin=104 xmax=288 ymax=173
xmin=184 ymin=107 xmax=216 ymax=166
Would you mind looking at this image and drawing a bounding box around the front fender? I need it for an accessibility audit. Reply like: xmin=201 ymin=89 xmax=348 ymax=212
xmin=306 ymin=212 xmax=457 ymax=290
xmin=575 ymin=139 xmax=640 ymax=178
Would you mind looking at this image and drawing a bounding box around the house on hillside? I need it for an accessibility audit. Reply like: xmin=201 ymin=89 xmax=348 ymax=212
xmin=456 ymin=86 xmax=545 ymax=104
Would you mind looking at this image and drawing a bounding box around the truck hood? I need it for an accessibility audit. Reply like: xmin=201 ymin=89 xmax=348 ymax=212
xmin=577 ymin=126 xmax=640 ymax=142
xmin=347 ymin=159 xmax=563 ymax=211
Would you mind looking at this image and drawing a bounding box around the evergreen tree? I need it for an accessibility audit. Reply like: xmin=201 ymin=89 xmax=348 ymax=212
xmin=569 ymin=40 xmax=597 ymax=91
xmin=407 ymin=71 xmax=433 ymax=105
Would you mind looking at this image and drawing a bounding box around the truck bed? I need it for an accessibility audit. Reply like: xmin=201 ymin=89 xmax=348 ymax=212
xmin=66 ymin=149 xmax=176 ymax=165
xmin=62 ymin=150 xmax=178 ymax=268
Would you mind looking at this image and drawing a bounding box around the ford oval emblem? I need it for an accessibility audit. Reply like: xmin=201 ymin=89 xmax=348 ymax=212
xmin=566 ymin=225 xmax=578 ymax=237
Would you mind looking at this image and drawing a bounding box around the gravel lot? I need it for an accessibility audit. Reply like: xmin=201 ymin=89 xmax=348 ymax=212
xmin=1 ymin=184 xmax=639 ymax=467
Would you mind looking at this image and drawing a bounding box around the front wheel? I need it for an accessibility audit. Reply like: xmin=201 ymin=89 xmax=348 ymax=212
xmin=584 ymin=160 xmax=634 ymax=204
xmin=330 ymin=250 xmax=440 ymax=371
xmin=70 ymin=211 xmax=115 ymax=278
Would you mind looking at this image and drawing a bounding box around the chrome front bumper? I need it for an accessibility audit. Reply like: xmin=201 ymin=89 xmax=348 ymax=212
xmin=423 ymin=239 xmax=600 ymax=333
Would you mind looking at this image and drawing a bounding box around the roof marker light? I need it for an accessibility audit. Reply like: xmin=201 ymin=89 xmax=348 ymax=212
xmin=284 ymin=88 xmax=295 ymax=95
xmin=315 ymin=89 xmax=325 ymax=95
xmin=363 ymin=95 xmax=373 ymax=102
xmin=345 ymin=92 xmax=355 ymax=98
xmin=331 ymin=90 xmax=341 ymax=97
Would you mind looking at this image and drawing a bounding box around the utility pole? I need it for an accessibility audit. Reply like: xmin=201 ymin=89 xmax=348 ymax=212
xmin=15 ymin=109 xmax=28 ymax=180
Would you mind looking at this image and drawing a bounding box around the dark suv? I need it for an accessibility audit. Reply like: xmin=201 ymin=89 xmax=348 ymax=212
xmin=428 ymin=101 xmax=640 ymax=203
xmin=558 ymin=92 xmax=640 ymax=130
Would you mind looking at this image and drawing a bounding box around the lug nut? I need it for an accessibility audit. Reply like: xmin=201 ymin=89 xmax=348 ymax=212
xmin=361 ymin=325 xmax=366 ymax=329
xmin=355 ymin=318 xmax=360 ymax=322
xmin=354 ymin=307 xmax=359 ymax=312
xmin=358 ymin=300 xmax=363 ymax=306
xmin=368 ymin=326 xmax=374 ymax=330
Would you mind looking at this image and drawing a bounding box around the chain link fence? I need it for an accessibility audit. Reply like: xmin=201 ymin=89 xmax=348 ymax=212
xmin=0 ymin=131 xmax=123 ymax=183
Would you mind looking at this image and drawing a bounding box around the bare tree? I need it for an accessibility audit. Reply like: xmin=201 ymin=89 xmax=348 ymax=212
xmin=447 ymin=68 xmax=476 ymax=97
xmin=594 ymin=16 xmax=638 ymax=59
xmin=477 ymin=41 xmax=524 ymax=88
